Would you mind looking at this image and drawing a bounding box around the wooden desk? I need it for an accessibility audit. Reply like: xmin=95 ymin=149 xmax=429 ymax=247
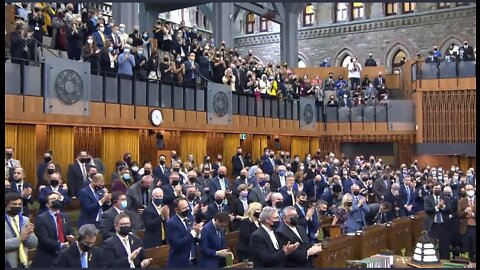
xmin=358 ymin=225 xmax=388 ymax=259
xmin=144 ymin=245 xmax=169 ymax=268
xmin=411 ymin=212 xmax=426 ymax=245
xmin=225 ymin=231 xmax=239 ymax=262
xmin=387 ymin=217 xmax=413 ymax=255
xmin=314 ymin=235 xmax=358 ymax=268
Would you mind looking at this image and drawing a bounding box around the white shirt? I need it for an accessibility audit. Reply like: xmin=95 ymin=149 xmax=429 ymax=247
xmin=279 ymin=176 xmax=286 ymax=188
xmin=261 ymin=224 xmax=279 ymax=250
xmin=286 ymin=223 xmax=303 ymax=242
xmin=117 ymin=234 xmax=136 ymax=268
xmin=347 ymin=62 xmax=362 ymax=79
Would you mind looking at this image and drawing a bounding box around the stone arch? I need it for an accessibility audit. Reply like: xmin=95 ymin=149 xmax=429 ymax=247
xmin=384 ymin=42 xmax=413 ymax=73
xmin=439 ymin=35 xmax=465 ymax=55
xmin=333 ymin=47 xmax=358 ymax=67
xmin=297 ymin=52 xmax=309 ymax=67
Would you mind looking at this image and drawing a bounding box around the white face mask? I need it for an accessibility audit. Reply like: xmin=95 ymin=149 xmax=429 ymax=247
xmin=87 ymin=39 xmax=93 ymax=44
xmin=131 ymin=166 xmax=139 ymax=172
xmin=99 ymin=27 xmax=105 ymax=32
xmin=467 ymin=190 xmax=475 ymax=197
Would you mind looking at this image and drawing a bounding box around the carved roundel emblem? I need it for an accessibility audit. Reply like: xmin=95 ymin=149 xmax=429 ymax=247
xmin=55 ymin=69 xmax=84 ymax=105
xmin=303 ymin=104 xmax=314 ymax=125
xmin=213 ymin=91 xmax=229 ymax=117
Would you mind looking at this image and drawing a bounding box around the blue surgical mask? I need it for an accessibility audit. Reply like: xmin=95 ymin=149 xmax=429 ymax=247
xmin=108 ymin=47 xmax=113 ymax=52
xmin=120 ymin=200 xmax=128 ymax=209
xmin=259 ymin=180 xmax=267 ymax=187
xmin=278 ymin=171 xmax=286 ymax=177
xmin=123 ymin=173 xmax=131 ymax=180
xmin=124 ymin=49 xmax=130 ymax=54
xmin=143 ymin=34 xmax=148 ymax=38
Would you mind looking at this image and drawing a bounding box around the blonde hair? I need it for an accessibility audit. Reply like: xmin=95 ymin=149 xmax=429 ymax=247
xmin=341 ymin=193 xmax=353 ymax=210
xmin=245 ymin=202 xmax=262 ymax=219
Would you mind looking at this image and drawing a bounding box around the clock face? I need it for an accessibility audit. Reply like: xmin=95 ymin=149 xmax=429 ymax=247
xmin=150 ymin=109 xmax=163 ymax=126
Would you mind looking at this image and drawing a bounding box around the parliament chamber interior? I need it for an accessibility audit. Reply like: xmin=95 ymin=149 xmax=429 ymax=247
xmin=4 ymin=1 xmax=477 ymax=269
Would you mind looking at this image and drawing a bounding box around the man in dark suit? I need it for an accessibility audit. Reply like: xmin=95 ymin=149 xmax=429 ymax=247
xmin=166 ymin=198 xmax=203 ymax=267
xmin=270 ymin=165 xmax=288 ymax=192
xmin=279 ymin=176 xmax=298 ymax=207
xmin=373 ymin=72 xmax=386 ymax=90
xmin=424 ymin=183 xmax=451 ymax=260
xmin=81 ymin=165 xmax=98 ymax=189
xmin=442 ymin=186 xmax=462 ymax=257
xmin=153 ymin=155 xmax=170 ymax=186
xmin=126 ymin=175 xmax=154 ymax=226
xmin=99 ymin=191 xmax=140 ymax=240
xmin=304 ymin=174 xmax=328 ymax=202
xmin=54 ymin=224 xmax=103 ymax=268
xmin=142 ymin=187 xmax=169 ymax=248
xmin=276 ymin=206 xmax=322 ymax=267
xmin=248 ymin=173 xmax=271 ymax=206
xmin=366 ymin=202 xmax=392 ymax=226
xmin=232 ymin=169 xmax=254 ymax=198
xmin=373 ymin=173 xmax=391 ymax=203
xmin=262 ymin=151 xmax=276 ymax=177
xmin=37 ymin=172 xmax=71 ymax=214
xmin=198 ymin=212 xmax=232 ymax=268
xmin=457 ymin=184 xmax=476 ymax=263
xmin=67 ymin=150 xmax=91 ymax=198
xmin=203 ymin=190 xmax=232 ymax=222
xmin=249 ymin=206 xmax=299 ymax=267
xmin=32 ymin=192 xmax=75 ymax=267
xmin=231 ymin=147 xmax=245 ymax=178
xmin=10 ymin=167 xmax=34 ymax=217
xmin=209 ymin=166 xmax=230 ymax=199
xmin=161 ymin=172 xmax=184 ymax=217
xmin=182 ymin=171 xmax=207 ymax=203
xmin=399 ymin=176 xmax=416 ymax=216
xmin=77 ymin=173 xmax=112 ymax=228
xmin=294 ymin=191 xmax=320 ymax=243
xmin=184 ymin=52 xmax=199 ymax=86
xmin=459 ymin=40 xmax=475 ymax=61
xmin=101 ymin=213 xmax=152 ymax=268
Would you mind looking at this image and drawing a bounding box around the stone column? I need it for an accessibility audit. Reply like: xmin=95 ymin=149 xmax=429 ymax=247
xmin=275 ymin=3 xmax=304 ymax=67
xmin=112 ymin=2 xmax=139 ymax=31
xmin=370 ymin=3 xmax=384 ymax=19
xmin=213 ymin=2 xmax=234 ymax=48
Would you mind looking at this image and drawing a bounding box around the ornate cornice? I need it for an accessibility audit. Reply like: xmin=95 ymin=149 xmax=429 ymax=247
xmin=234 ymin=6 xmax=476 ymax=47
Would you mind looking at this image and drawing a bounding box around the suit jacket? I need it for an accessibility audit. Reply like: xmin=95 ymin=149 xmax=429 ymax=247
xmin=31 ymin=211 xmax=74 ymax=267
xmin=184 ymin=60 xmax=199 ymax=82
xmin=373 ymin=76 xmax=386 ymax=88
xmin=153 ymin=165 xmax=170 ymax=186
xmin=414 ymin=185 xmax=431 ymax=212
xmin=161 ymin=184 xmax=178 ymax=217
xmin=142 ymin=203 xmax=167 ymax=248
xmin=344 ymin=195 xmax=369 ymax=232
xmin=249 ymin=225 xmax=287 ymax=267
xmin=236 ymin=219 xmax=259 ymax=261
xmin=262 ymin=158 xmax=276 ymax=177
xmin=385 ymin=192 xmax=406 ymax=220
xmin=270 ymin=174 xmax=287 ymax=192
xmin=232 ymin=177 xmax=255 ymax=198
xmin=276 ymin=223 xmax=314 ymax=268
xmin=54 ymin=243 xmax=102 ymax=267
xmin=231 ymin=155 xmax=245 ymax=177
xmin=423 ymin=194 xmax=451 ymax=232
xmin=10 ymin=181 xmax=34 ymax=217
xmin=203 ymin=202 xmax=231 ymax=223
xmin=5 ymin=215 xmax=38 ymax=268
xmin=67 ymin=161 xmax=88 ymax=198
xmin=37 ymin=185 xmax=71 ymax=214
xmin=279 ymin=186 xmax=297 ymax=207
xmin=294 ymin=204 xmax=320 ymax=242
xmin=198 ymin=220 xmax=227 ymax=268
xmin=304 ymin=178 xmax=328 ymax=202
xmin=209 ymin=177 xmax=230 ymax=199
xmin=77 ymin=186 xmax=110 ymax=228
xmin=101 ymin=234 xmax=145 ymax=268
xmin=399 ymin=184 xmax=415 ymax=215
xmin=166 ymin=214 xmax=197 ymax=267
xmin=373 ymin=178 xmax=391 ymax=202
xmin=248 ymin=185 xmax=270 ymax=206
xmin=126 ymin=181 xmax=152 ymax=216
xmin=99 ymin=207 xmax=140 ymax=240
xmin=457 ymin=196 xmax=476 ymax=235
xmin=92 ymin=31 xmax=105 ymax=49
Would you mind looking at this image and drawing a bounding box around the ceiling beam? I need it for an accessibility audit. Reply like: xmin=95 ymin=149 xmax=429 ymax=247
xmin=234 ymin=2 xmax=282 ymax=24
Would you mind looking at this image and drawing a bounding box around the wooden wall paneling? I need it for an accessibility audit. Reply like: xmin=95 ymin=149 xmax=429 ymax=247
xmin=338 ymin=123 xmax=351 ymax=134
xmin=5 ymin=124 xmax=18 ymax=150
xmin=272 ymin=118 xmax=280 ymax=131
xmin=5 ymin=95 xmax=24 ymax=118
xmin=252 ymin=135 xmax=268 ymax=161
xmin=240 ymin=134 xmax=254 ymax=161
xmin=438 ymin=79 xmax=458 ymax=91
xmin=23 ymin=96 xmax=43 ymax=114
xmin=74 ymin=127 xmax=102 ymax=158
xmin=457 ymin=78 xmax=476 ymax=90
xmin=206 ymin=132 xmax=224 ymax=164
xmin=279 ymin=136 xmax=291 ymax=153
xmin=162 ymin=109 xmax=174 ymax=126
xmin=139 ymin=130 xmax=157 ymax=166
xmin=105 ymin=104 xmax=121 ymax=120
xmin=248 ymin=116 xmax=257 ymax=131
xmin=48 ymin=126 xmax=75 ymax=186
xmin=310 ymin=138 xmax=320 ymax=155
xmin=196 ymin=112 xmax=208 ymax=126
xmin=173 ymin=110 xmax=186 ymax=128
xmin=120 ymin=105 xmax=135 ymax=122
xmin=291 ymin=137 xmax=310 ymax=161
xmin=239 ymin=116 xmax=249 ymax=130
xmin=223 ymin=134 xmax=241 ymax=176
xmin=351 ymin=123 xmax=364 ymax=134
xmin=185 ymin=111 xmax=197 ymax=128
xmin=180 ymin=132 xmax=207 ymax=170
xmin=263 ymin=118 xmax=273 ymax=131
xmin=35 ymin=125 xmax=48 ymax=165
xmin=16 ymin=125 xmax=37 ymax=187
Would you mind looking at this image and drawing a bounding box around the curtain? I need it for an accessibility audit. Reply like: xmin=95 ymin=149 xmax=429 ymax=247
xmin=223 ymin=134 xmax=240 ymax=176
xmin=48 ymin=126 xmax=75 ymax=181
xmin=252 ymin=135 xmax=267 ymax=162
xmin=291 ymin=137 xmax=310 ymax=161
xmin=15 ymin=125 xmax=36 ymax=188
xmin=5 ymin=124 xmax=18 ymax=151
xmin=180 ymin=132 xmax=207 ymax=169
xmin=102 ymin=129 xmax=140 ymax=184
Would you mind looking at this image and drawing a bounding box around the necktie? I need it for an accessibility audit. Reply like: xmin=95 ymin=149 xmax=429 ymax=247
xmin=81 ymin=252 xmax=88 ymax=268
xmin=11 ymin=216 xmax=28 ymax=266
xmin=8 ymin=160 xmax=13 ymax=168
xmin=239 ymin=156 xmax=244 ymax=168
xmin=17 ymin=184 xmax=22 ymax=193
xmin=56 ymin=213 xmax=65 ymax=243
xmin=406 ymin=187 xmax=410 ymax=204
xmin=291 ymin=191 xmax=295 ymax=206
xmin=262 ymin=189 xmax=267 ymax=197
xmin=123 ymin=238 xmax=136 ymax=268
xmin=81 ymin=164 xmax=87 ymax=180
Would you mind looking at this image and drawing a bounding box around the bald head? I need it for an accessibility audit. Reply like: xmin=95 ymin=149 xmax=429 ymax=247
xmin=214 ymin=190 xmax=225 ymax=200
xmin=218 ymin=166 xmax=227 ymax=175
xmin=141 ymin=175 xmax=153 ymax=188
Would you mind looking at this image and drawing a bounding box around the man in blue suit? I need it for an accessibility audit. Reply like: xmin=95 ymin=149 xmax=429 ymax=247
xmin=209 ymin=166 xmax=230 ymax=200
xmin=153 ymin=155 xmax=170 ymax=186
xmin=77 ymin=173 xmax=112 ymax=228
xmin=166 ymin=197 xmax=204 ymax=268
xmin=304 ymin=175 xmax=328 ymax=202
xmin=198 ymin=212 xmax=232 ymax=268
xmin=347 ymin=184 xmax=369 ymax=232
xmin=262 ymin=151 xmax=276 ymax=177
xmin=399 ymin=176 xmax=415 ymax=216
xmin=37 ymin=172 xmax=71 ymax=214
xmin=294 ymin=191 xmax=320 ymax=243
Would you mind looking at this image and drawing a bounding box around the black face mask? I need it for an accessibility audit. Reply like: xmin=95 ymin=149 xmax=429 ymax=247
xmin=239 ymin=175 xmax=246 ymax=180
xmin=275 ymin=201 xmax=283 ymax=209
xmin=269 ymin=154 xmax=275 ymax=159
xmin=95 ymin=185 xmax=103 ymax=191
xmin=180 ymin=209 xmax=190 ymax=218
xmin=159 ymin=160 xmax=166 ymax=165
xmin=172 ymin=180 xmax=179 ymax=186
xmin=153 ymin=198 xmax=163 ymax=206
xmin=172 ymin=168 xmax=180 ymax=172
xmin=203 ymin=174 xmax=210 ymax=179
xmin=271 ymin=220 xmax=280 ymax=229
xmin=345 ymin=202 xmax=353 ymax=207
xmin=80 ymin=241 xmax=92 ymax=252
xmin=253 ymin=211 xmax=260 ymax=218
xmin=319 ymin=210 xmax=327 ymax=215
xmin=44 ymin=156 xmax=52 ymax=163
xmin=8 ymin=206 xmax=22 ymax=216
xmin=118 ymin=226 xmax=132 ymax=236
xmin=47 ymin=168 xmax=55 ymax=175
xmin=34 ymin=7 xmax=40 ymax=12
xmin=215 ymin=198 xmax=224 ymax=205
xmin=460 ymin=192 xmax=467 ymax=198
xmin=218 ymin=173 xmax=225 ymax=179
xmin=299 ymin=201 xmax=308 ymax=208
xmin=144 ymin=170 xmax=151 ymax=176
xmin=50 ymin=180 xmax=59 ymax=187
xmin=353 ymin=191 xmax=360 ymax=196
xmin=187 ymin=193 xmax=196 ymax=201
xmin=189 ymin=177 xmax=196 ymax=183
xmin=433 ymin=191 xmax=441 ymax=196
xmin=51 ymin=200 xmax=63 ymax=210
xmin=289 ymin=216 xmax=299 ymax=226
xmin=89 ymin=173 xmax=96 ymax=179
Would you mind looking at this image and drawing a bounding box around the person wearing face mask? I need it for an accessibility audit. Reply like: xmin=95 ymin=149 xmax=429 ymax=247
xmin=204 ymin=190 xmax=232 ymax=223
xmin=249 ymin=173 xmax=271 ymax=206
xmin=182 ymin=171 xmax=206 ymax=201
xmin=102 ymin=213 xmax=152 ymax=268
xmin=117 ymin=23 xmax=129 ymax=45
xmin=92 ymin=23 xmax=106 ymax=49
xmin=166 ymin=197 xmax=204 ymax=267
xmin=332 ymin=194 xmax=355 ymax=233
xmin=249 ymin=206 xmax=299 ymax=267
xmin=112 ymin=167 xmax=134 ymax=194
xmin=261 ymin=149 xmax=276 ymax=177
xmin=10 ymin=167 xmax=34 ymax=217
xmin=231 ymin=147 xmax=245 ymax=178
xmin=457 ymin=184 xmax=476 ymax=263
xmin=198 ymin=211 xmax=232 ymax=268
xmin=319 ymin=182 xmax=343 ymax=210
xmin=441 ymin=186 xmax=462 ymax=258
xmin=54 ymin=224 xmax=103 ymax=267
xmin=271 ymin=165 xmax=289 ymax=192
xmin=466 ymin=169 xmax=476 ymax=186
xmin=291 ymin=155 xmax=300 ymax=173
xmin=81 ymin=35 xmax=100 ymax=72
xmin=37 ymin=172 xmax=71 ymax=214
xmin=373 ymin=172 xmax=392 ymax=203
xmin=236 ymin=202 xmax=262 ymax=261
xmin=294 ymin=192 xmax=320 ymax=243
xmin=171 ymin=53 xmax=185 ymax=84
xmin=233 ymin=169 xmax=253 ymax=197
xmin=128 ymin=25 xmax=142 ymax=47
xmin=133 ymin=45 xmax=148 ymax=79
xmin=423 ymin=183 xmax=452 ymax=259
xmin=276 ymin=206 xmax=322 ymax=267
xmin=36 ymin=150 xmax=60 ymax=190
xmin=208 ymin=166 xmax=230 ymax=198
xmin=99 ymin=40 xmax=118 ymax=75
xmin=99 ymin=191 xmax=138 ymax=240
xmin=5 ymin=146 xmax=21 ymax=180
xmin=385 ymin=183 xmax=406 ymax=219
xmin=232 ymin=184 xmax=249 ymax=217
xmin=129 ymin=161 xmax=142 ymax=183
xmin=459 ymin=40 xmax=475 ymax=61
xmin=77 ymin=173 xmax=112 ymax=228
xmin=141 ymin=188 xmax=169 ymax=248
xmin=38 ymin=161 xmax=60 ymax=191
xmin=153 ymin=154 xmax=171 ymax=186
xmin=117 ymin=43 xmax=136 ymax=76
xmin=31 ymin=192 xmax=75 ymax=267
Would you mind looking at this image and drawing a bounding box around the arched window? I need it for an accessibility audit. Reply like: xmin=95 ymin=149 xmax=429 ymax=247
xmin=340 ymin=55 xmax=352 ymax=67
xmin=303 ymin=3 xmax=315 ymax=26
xmin=336 ymin=2 xmax=348 ymax=22
xmin=298 ymin=59 xmax=307 ymax=68
xmin=260 ymin=17 xmax=268 ymax=32
xmin=392 ymin=50 xmax=407 ymax=73
xmin=246 ymin=12 xmax=255 ymax=34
